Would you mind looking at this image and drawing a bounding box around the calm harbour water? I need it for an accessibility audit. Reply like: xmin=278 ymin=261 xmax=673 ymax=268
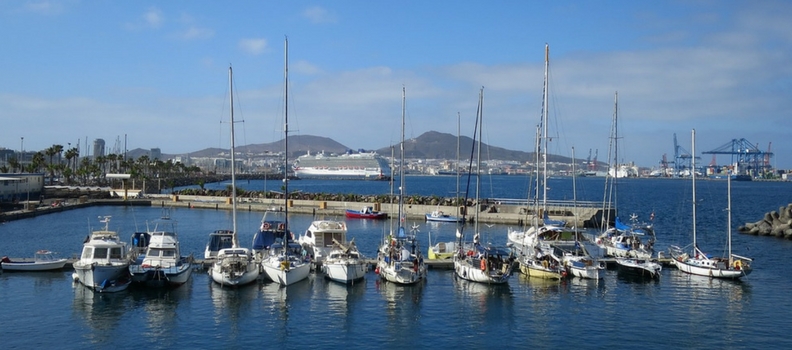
xmin=2 ymin=176 xmax=792 ymax=349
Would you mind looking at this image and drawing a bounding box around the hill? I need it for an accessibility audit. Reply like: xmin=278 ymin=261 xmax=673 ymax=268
xmin=152 ymin=131 xmax=584 ymax=165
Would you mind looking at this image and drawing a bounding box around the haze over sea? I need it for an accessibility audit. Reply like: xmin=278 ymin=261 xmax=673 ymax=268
xmin=2 ymin=176 xmax=791 ymax=349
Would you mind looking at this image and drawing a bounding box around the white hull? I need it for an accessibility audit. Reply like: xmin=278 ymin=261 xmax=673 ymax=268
xmin=377 ymin=259 xmax=426 ymax=285
xmin=323 ymin=260 xmax=367 ymax=284
xmin=294 ymin=168 xmax=385 ymax=179
xmin=672 ymin=256 xmax=751 ymax=279
xmin=73 ymin=263 xmax=130 ymax=292
xmin=603 ymin=245 xmax=653 ymax=259
xmin=616 ymin=258 xmax=661 ymax=279
xmin=562 ymin=256 xmax=604 ymax=279
xmin=261 ymin=259 xmax=311 ymax=286
xmin=454 ymin=258 xmax=512 ymax=284
xmin=209 ymin=248 xmax=260 ymax=287
xmin=1 ymin=259 xmax=67 ymax=271
xmin=130 ymin=260 xmax=193 ymax=287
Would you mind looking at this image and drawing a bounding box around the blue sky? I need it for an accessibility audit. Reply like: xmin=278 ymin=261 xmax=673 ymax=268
xmin=2 ymin=1 xmax=791 ymax=169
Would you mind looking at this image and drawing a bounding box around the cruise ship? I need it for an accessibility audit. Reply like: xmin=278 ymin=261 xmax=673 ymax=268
xmin=293 ymin=150 xmax=391 ymax=180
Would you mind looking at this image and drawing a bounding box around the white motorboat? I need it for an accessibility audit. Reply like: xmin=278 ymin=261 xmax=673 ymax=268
xmin=258 ymin=38 xmax=311 ymax=286
xmin=129 ymin=213 xmax=193 ymax=288
xmin=322 ymin=238 xmax=367 ymax=284
xmin=668 ymin=129 xmax=753 ymax=279
xmin=1 ymin=250 xmax=67 ymax=271
xmin=616 ymin=257 xmax=662 ymax=279
xmin=72 ymin=216 xmax=131 ymax=292
xmin=298 ymin=220 xmax=348 ymax=264
xmin=204 ymin=230 xmax=234 ymax=260
xmin=208 ymin=65 xmax=260 ymax=287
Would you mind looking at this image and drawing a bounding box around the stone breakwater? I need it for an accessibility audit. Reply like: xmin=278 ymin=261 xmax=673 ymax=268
xmin=738 ymin=203 xmax=792 ymax=238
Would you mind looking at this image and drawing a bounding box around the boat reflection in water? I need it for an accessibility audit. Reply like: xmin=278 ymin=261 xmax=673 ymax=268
xmin=72 ymin=282 xmax=129 ymax=339
xmin=324 ymin=277 xmax=366 ymax=317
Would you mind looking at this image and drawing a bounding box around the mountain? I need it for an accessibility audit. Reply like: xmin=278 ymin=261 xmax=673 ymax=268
xmin=154 ymin=131 xmax=583 ymax=164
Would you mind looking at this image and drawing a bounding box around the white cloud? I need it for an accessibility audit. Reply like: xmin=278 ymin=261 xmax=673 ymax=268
xmin=143 ymin=7 xmax=163 ymax=29
xmin=177 ymin=26 xmax=214 ymax=40
xmin=302 ymin=6 xmax=337 ymax=24
xmin=22 ymin=0 xmax=65 ymax=15
xmin=239 ymin=38 xmax=268 ymax=55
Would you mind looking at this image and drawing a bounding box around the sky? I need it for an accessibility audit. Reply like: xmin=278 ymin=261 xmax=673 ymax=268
xmin=1 ymin=1 xmax=791 ymax=169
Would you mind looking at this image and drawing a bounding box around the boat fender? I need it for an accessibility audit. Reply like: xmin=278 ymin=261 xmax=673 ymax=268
xmin=733 ymin=260 xmax=742 ymax=270
xmin=262 ymin=222 xmax=271 ymax=230
xmin=480 ymin=259 xmax=487 ymax=271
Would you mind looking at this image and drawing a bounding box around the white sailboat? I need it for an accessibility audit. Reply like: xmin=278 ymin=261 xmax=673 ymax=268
xmin=453 ymin=87 xmax=514 ymax=285
xmin=669 ymin=129 xmax=753 ymax=279
xmin=259 ymin=37 xmax=311 ymax=286
xmin=375 ymin=86 xmax=427 ymax=285
xmin=72 ymin=216 xmax=131 ymax=292
xmin=208 ymin=65 xmax=260 ymax=287
xmin=596 ymin=92 xmax=655 ymax=259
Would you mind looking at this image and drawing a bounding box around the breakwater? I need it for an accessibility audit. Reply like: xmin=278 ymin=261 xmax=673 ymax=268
xmin=738 ymin=203 xmax=792 ymax=238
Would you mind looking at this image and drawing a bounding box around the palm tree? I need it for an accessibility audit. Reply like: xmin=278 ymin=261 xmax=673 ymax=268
xmin=31 ymin=152 xmax=46 ymax=173
xmin=8 ymin=157 xmax=20 ymax=173
xmin=64 ymin=147 xmax=79 ymax=174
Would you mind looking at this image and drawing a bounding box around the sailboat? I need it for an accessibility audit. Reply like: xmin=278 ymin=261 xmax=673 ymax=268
xmin=595 ymin=92 xmax=655 ymax=259
xmin=507 ymin=44 xmax=582 ymax=253
xmin=375 ymin=86 xmax=427 ymax=285
xmin=259 ymin=37 xmax=311 ymax=286
xmin=453 ymin=87 xmax=514 ymax=284
xmin=668 ymin=129 xmax=753 ymax=279
xmin=208 ymin=65 xmax=260 ymax=287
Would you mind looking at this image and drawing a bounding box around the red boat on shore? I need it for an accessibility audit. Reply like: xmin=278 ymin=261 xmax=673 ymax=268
xmin=345 ymin=206 xmax=387 ymax=220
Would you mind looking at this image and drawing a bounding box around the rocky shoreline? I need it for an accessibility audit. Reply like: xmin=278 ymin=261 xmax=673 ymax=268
xmin=738 ymin=203 xmax=792 ymax=238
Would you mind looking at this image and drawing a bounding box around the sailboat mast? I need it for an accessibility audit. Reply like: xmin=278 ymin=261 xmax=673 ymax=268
xmin=229 ymin=65 xmax=239 ymax=248
xmin=284 ymin=37 xmax=290 ymax=235
xmin=728 ymin=166 xmax=732 ymax=263
xmin=475 ymin=87 xmax=483 ymax=235
xmin=456 ymin=111 xmax=460 ymax=222
xmin=542 ymin=44 xmax=549 ymax=211
xmin=692 ymin=129 xmax=697 ymax=254
xmin=399 ymin=86 xmax=405 ymax=230
xmin=572 ymin=146 xmax=577 ymax=230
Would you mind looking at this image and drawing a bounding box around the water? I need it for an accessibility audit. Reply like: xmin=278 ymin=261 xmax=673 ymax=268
xmin=2 ymin=177 xmax=792 ymax=348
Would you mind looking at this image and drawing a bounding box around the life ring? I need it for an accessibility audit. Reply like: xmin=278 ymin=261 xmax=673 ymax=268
xmin=262 ymin=222 xmax=271 ymax=230
xmin=480 ymin=259 xmax=487 ymax=271
xmin=277 ymin=223 xmax=286 ymax=231
xmin=733 ymin=260 xmax=742 ymax=270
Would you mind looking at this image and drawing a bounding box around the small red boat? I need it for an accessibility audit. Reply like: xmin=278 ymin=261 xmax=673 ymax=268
xmin=345 ymin=206 xmax=387 ymax=220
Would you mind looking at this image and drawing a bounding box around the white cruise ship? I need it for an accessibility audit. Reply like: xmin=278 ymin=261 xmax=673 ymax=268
xmin=293 ymin=150 xmax=391 ymax=180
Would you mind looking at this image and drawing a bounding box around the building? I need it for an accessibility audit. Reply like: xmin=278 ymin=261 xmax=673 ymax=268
xmin=0 ymin=173 xmax=45 ymax=205
xmin=93 ymin=139 xmax=105 ymax=159
xmin=150 ymin=148 xmax=162 ymax=160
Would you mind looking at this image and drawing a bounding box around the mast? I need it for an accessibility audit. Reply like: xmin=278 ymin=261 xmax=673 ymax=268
xmin=284 ymin=37 xmax=290 ymax=238
xmin=456 ymin=111 xmax=461 ymax=224
xmin=229 ymin=65 xmax=239 ymax=248
xmin=727 ymin=164 xmax=732 ymax=264
xmin=692 ymin=129 xmax=697 ymax=255
xmin=398 ymin=86 xmax=405 ymax=234
xmin=541 ymin=44 xmax=549 ymax=211
xmin=475 ymin=87 xmax=483 ymax=236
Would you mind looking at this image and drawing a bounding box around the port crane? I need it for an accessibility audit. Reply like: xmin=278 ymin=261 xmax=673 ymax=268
xmin=702 ymin=138 xmax=773 ymax=177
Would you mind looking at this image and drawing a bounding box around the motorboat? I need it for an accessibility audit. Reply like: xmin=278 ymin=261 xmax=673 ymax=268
xmin=204 ymin=230 xmax=234 ymax=260
xmin=129 ymin=213 xmax=193 ymax=288
xmin=298 ymin=220 xmax=348 ymax=264
xmin=345 ymin=206 xmax=387 ymax=220
xmin=425 ymin=209 xmax=463 ymax=223
xmin=616 ymin=257 xmax=661 ymax=279
xmin=1 ymin=250 xmax=67 ymax=271
xmin=72 ymin=216 xmax=131 ymax=292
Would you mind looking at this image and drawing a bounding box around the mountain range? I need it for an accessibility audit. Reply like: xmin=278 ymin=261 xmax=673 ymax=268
xmin=126 ymin=131 xmax=588 ymax=165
